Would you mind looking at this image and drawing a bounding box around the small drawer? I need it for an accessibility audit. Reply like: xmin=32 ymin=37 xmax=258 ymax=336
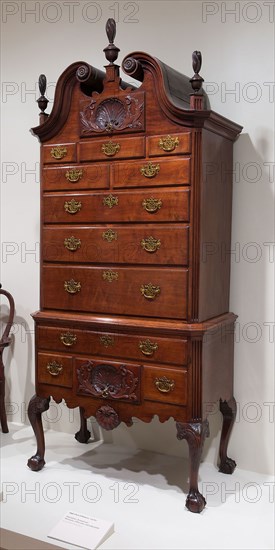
xmin=75 ymin=357 xmax=141 ymax=403
xmin=37 ymin=352 xmax=73 ymax=388
xmin=43 ymin=188 xmax=190 ymax=224
xmin=37 ymin=326 xmax=188 ymax=366
xmin=148 ymin=133 xmax=191 ymax=157
xmin=78 ymin=136 xmax=145 ymax=162
xmin=42 ymin=224 xmax=189 ymax=266
xmin=43 ymin=164 xmax=109 ymax=191
xmin=112 ymin=157 xmax=190 ymax=188
xmin=42 ymin=265 xmax=188 ymax=320
xmin=42 ymin=143 xmax=76 ymax=164
xmin=143 ymin=365 xmax=188 ymax=406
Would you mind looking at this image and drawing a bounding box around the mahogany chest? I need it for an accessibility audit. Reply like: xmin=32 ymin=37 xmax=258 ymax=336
xmin=27 ymin=19 xmax=242 ymax=513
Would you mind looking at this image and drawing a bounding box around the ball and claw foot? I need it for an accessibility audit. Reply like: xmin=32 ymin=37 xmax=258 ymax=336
xmin=75 ymin=427 xmax=91 ymax=444
xmin=27 ymin=454 xmax=45 ymax=471
xmin=219 ymin=457 xmax=236 ymax=474
xmin=186 ymin=490 xmax=206 ymax=513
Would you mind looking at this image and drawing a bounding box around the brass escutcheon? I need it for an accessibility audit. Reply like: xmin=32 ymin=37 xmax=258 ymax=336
xmin=102 ymin=271 xmax=119 ymax=283
xmin=47 ymin=360 xmax=63 ymax=376
xmin=102 ymin=229 xmax=118 ymax=242
xmin=100 ymin=335 xmax=115 ymax=348
xmin=50 ymin=146 xmax=67 ymax=160
xmin=65 ymin=168 xmax=83 ymax=183
xmin=60 ymin=331 xmax=77 ymax=346
xmin=158 ymin=135 xmax=179 ymax=152
xmin=139 ymin=339 xmax=158 ymax=356
xmin=101 ymin=141 xmax=120 ymax=157
xmin=141 ymin=236 xmax=161 ymax=253
xmin=154 ymin=376 xmax=175 ymax=393
xmin=140 ymin=283 xmax=160 ymax=300
xmin=142 ymin=197 xmax=162 ymax=213
xmin=103 ymin=194 xmax=119 ymax=209
xmin=64 ymin=279 xmax=81 ymax=294
xmin=64 ymin=236 xmax=81 ymax=251
xmin=140 ymin=162 xmax=160 ymax=178
xmin=64 ymin=199 xmax=82 ymax=214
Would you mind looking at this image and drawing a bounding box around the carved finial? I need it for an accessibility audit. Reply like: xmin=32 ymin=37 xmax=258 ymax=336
xmin=103 ymin=18 xmax=120 ymax=65
xmin=190 ymin=51 xmax=204 ymax=93
xmin=37 ymin=74 xmax=49 ymax=113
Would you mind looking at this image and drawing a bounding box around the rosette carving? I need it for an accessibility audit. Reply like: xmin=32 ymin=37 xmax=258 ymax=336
xmin=95 ymin=405 xmax=120 ymax=430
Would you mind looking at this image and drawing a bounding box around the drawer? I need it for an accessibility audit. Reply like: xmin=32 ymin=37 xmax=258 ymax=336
xmin=43 ymin=188 xmax=190 ymax=223
xmin=42 ymin=266 xmax=188 ymax=319
xmin=43 ymin=164 xmax=109 ymax=191
xmin=148 ymin=133 xmax=191 ymax=157
xmin=37 ymin=326 xmax=188 ymax=366
xmin=143 ymin=365 xmax=188 ymax=406
xmin=112 ymin=157 xmax=190 ymax=188
xmin=74 ymin=357 xmax=141 ymax=403
xmin=78 ymin=136 xmax=145 ymax=162
xmin=42 ymin=143 xmax=76 ymax=164
xmin=37 ymin=352 xmax=73 ymax=388
xmin=42 ymin=224 xmax=189 ymax=265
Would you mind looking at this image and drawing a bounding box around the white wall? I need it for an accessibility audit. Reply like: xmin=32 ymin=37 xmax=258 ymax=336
xmin=1 ymin=1 xmax=274 ymax=475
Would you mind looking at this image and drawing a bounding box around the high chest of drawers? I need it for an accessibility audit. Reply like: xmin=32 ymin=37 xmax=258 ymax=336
xmin=27 ymin=19 xmax=242 ymax=513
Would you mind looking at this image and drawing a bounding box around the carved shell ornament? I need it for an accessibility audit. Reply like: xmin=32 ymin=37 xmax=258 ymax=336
xmin=80 ymin=94 xmax=144 ymax=135
xmin=77 ymin=362 xmax=139 ymax=401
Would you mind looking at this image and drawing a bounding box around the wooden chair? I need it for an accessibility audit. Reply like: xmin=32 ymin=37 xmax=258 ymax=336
xmin=0 ymin=284 xmax=15 ymax=433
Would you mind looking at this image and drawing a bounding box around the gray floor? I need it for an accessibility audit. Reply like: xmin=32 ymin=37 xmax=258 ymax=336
xmin=1 ymin=423 xmax=274 ymax=550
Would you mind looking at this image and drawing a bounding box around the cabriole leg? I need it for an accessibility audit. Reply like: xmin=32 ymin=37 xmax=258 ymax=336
xmin=27 ymin=394 xmax=50 ymax=471
xmin=0 ymin=356 xmax=8 ymax=433
xmin=219 ymin=397 xmax=237 ymax=474
xmin=176 ymin=419 xmax=210 ymax=513
xmin=75 ymin=407 xmax=91 ymax=443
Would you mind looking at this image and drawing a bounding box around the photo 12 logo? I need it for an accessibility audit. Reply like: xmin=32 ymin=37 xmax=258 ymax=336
xmin=1 ymin=2 xmax=140 ymax=24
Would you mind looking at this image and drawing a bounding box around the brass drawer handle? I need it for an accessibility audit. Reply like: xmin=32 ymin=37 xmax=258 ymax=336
xmin=65 ymin=169 xmax=83 ymax=183
xmin=140 ymin=162 xmax=160 ymax=178
xmin=102 ymin=229 xmax=117 ymax=242
xmin=102 ymin=141 xmax=120 ymax=156
xmin=158 ymin=135 xmax=179 ymax=152
xmin=64 ymin=279 xmax=81 ymax=294
xmin=140 ymin=283 xmax=160 ymax=300
xmin=103 ymin=194 xmax=119 ymax=208
xmin=64 ymin=199 xmax=82 ymax=214
xmin=60 ymin=331 xmax=77 ymax=346
xmin=64 ymin=236 xmax=81 ymax=251
xmin=47 ymin=360 xmax=63 ymax=376
xmin=100 ymin=335 xmax=114 ymax=347
xmin=51 ymin=146 xmax=67 ymax=160
xmin=155 ymin=376 xmax=175 ymax=393
xmin=142 ymin=197 xmax=162 ymax=213
xmin=139 ymin=339 xmax=158 ymax=356
xmin=141 ymin=236 xmax=161 ymax=253
xmin=103 ymin=270 xmax=118 ymax=282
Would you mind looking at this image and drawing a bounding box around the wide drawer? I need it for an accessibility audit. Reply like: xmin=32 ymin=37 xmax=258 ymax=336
xmin=75 ymin=357 xmax=141 ymax=403
xmin=42 ymin=265 xmax=188 ymax=319
xmin=43 ymin=164 xmax=109 ymax=191
xmin=43 ymin=188 xmax=190 ymax=223
xmin=78 ymin=136 xmax=145 ymax=162
xmin=112 ymin=157 xmax=190 ymax=188
xmin=37 ymin=326 xmax=188 ymax=366
xmin=42 ymin=224 xmax=189 ymax=265
xmin=143 ymin=365 xmax=188 ymax=406
xmin=42 ymin=143 xmax=76 ymax=164
xmin=148 ymin=132 xmax=191 ymax=157
xmin=37 ymin=352 xmax=73 ymax=387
